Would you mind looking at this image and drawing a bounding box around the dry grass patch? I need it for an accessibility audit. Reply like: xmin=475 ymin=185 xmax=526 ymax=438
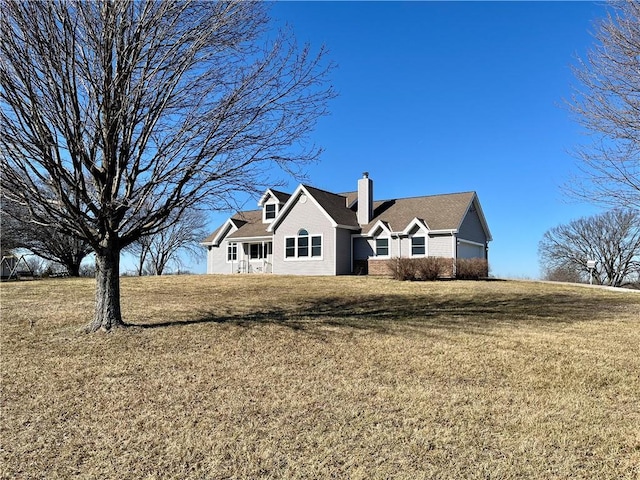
xmin=1 ymin=276 xmax=639 ymax=479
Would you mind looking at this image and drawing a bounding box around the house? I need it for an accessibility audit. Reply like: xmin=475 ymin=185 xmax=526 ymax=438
xmin=201 ymin=173 xmax=492 ymax=276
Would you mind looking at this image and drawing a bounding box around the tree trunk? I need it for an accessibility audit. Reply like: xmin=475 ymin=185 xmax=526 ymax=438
xmin=86 ymin=245 xmax=124 ymax=332
xmin=67 ymin=262 xmax=81 ymax=277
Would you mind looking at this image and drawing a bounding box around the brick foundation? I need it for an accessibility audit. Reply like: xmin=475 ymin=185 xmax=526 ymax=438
xmin=356 ymin=257 xmax=456 ymax=278
xmin=367 ymin=259 xmax=392 ymax=276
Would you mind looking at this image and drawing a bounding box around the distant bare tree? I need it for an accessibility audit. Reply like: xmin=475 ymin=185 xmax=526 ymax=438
xmin=539 ymin=209 xmax=640 ymax=287
xmin=1 ymin=1 xmax=334 ymax=331
xmin=567 ymin=0 xmax=640 ymax=209
xmin=127 ymin=208 xmax=206 ymax=276
xmin=542 ymin=263 xmax=583 ymax=284
xmin=1 ymin=200 xmax=92 ymax=276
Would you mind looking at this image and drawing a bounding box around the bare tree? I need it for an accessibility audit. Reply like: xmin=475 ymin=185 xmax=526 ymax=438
xmin=0 ymin=201 xmax=20 ymax=257
xmin=539 ymin=209 xmax=640 ymax=287
xmin=542 ymin=263 xmax=583 ymax=284
xmin=0 ymin=1 xmax=334 ymax=331
xmin=1 ymin=200 xmax=92 ymax=276
xmin=127 ymin=208 xmax=206 ymax=275
xmin=567 ymin=0 xmax=640 ymax=209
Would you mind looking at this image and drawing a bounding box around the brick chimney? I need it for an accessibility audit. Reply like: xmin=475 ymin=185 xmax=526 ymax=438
xmin=357 ymin=172 xmax=373 ymax=225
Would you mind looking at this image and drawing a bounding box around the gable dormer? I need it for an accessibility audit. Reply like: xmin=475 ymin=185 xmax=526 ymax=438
xmin=366 ymin=219 xmax=392 ymax=238
xmin=402 ymin=217 xmax=429 ymax=236
xmin=258 ymin=189 xmax=291 ymax=224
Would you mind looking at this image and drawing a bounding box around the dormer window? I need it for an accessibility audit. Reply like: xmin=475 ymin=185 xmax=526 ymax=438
xmin=263 ymin=202 xmax=279 ymax=223
xmin=259 ymin=188 xmax=292 ymax=225
xmin=265 ymin=204 xmax=276 ymax=220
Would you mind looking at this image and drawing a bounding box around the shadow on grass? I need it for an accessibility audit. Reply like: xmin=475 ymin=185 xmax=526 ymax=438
xmin=130 ymin=290 xmax=628 ymax=334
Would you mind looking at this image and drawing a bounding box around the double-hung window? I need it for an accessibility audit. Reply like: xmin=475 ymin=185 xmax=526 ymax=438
xmin=411 ymin=236 xmax=426 ymax=256
xmin=285 ymin=238 xmax=296 ymax=258
xmin=311 ymin=236 xmax=322 ymax=257
xmin=227 ymin=243 xmax=237 ymax=262
xmin=297 ymin=229 xmax=309 ymax=257
xmin=375 ymin=238 xmax=389 ymax=256
xmin=265 ymin=204 xmax=276 ymax=220
xmin=285 ymin=229 xmax=322 ymax=259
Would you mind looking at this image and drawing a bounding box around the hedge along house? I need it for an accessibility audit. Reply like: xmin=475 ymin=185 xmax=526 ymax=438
xmin=201 ymin=173 xmax=492 ymax=275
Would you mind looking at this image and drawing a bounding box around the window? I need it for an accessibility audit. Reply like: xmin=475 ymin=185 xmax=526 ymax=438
xmin=285 ymin=238 xmax=295 ymax=258
xmin=285 ymin=230 xmax=322 ymax=259
xmin=311 ymin=236 xmax=322 ymax=257
xmin=265 ymin=204 xmax=276 ymax=220
xmin=298 ymin=230 xmax=309 ymax=257
xmin=376 ymin=238 xmax=389 ymax=256
xmin=227 ymin=243 xmax=237 ymax=262
xmin=411 ymin=236 xmax=425 ymax=256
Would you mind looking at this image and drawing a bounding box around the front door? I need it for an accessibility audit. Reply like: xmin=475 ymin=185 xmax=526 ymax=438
xmin=246 ymin=242 xmax=273 ymax=273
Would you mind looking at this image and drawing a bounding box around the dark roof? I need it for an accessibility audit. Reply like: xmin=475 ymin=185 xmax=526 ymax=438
xmin=270 ymin=189 xmax=292 ymax=204
xmin=361 ymin=191 xmax=476 ymax=232
xmin=202 ymin=186 xmax=482 ymax=244
xmin=227 ymin=210 xmax=269 ymax=239
xmin=303 ymin=185 xmax=359 ymax=228
xmin=339 ymin=191 xmax=358 ymax=207
xmin=201 ymin=226 xmax=222 ymax=244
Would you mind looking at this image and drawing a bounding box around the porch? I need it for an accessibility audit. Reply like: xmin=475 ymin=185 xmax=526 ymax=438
xmin=228 ymin=240 xmax=273 ymax=274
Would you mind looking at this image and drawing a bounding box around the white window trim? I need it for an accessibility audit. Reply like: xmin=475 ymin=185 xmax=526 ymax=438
xmin=402 ymin=217 xmax=429 ymax=236
xmin=226 ymin=242 xmax=238 ymax=263
xmin=365 ymin=220 xmax=392 ymax=238
xmin=410 ymin=235 xmax=427 ymax=257
xmin=374 ymin=236 xmax=391 ymax=258
xmin=284 ymin=233 xmax=324 ymax=261
xmin=262 ymin=202 xmax=279 ymax=223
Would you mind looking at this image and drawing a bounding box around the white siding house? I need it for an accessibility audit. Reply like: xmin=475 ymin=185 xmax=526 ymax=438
xmin=202 ymin=174 xmax=492 ymax=275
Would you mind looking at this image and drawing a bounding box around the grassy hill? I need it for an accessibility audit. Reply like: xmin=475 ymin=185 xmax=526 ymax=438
xmin=1 ymin=275 xmax=639 ymax=479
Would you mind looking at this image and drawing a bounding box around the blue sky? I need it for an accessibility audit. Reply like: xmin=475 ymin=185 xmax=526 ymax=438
xmin=192 ymin=1 xmax=608 ymax=278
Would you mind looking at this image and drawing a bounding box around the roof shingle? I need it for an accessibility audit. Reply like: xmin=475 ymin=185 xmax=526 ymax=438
xmin=203 ymin=186 xmax=481 ymax=244
xmin=226 ymin=210 xmax=270 ymax=239
xmin=362 ymin=192 xmax=476 ymax=232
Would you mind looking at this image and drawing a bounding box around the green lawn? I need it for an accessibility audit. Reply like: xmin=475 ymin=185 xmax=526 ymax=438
xmin=1 ymin=275 xmax=639 ymax=479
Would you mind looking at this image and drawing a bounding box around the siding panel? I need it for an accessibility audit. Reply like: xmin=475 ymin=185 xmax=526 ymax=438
xmin=458 ymin=203 xmax=487 ymax=244
xmin=207 ymin=241 xmax=233 ymax=274
xmin=273 ymin=194 xmax=336 ymax=275
xmin=458 ymin=241 xmax=484 ymax=259
xmin=428 ymin=234 xmax=453 ymax=257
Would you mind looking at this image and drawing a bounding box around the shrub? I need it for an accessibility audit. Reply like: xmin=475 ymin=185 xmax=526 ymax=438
xmin=414 ymin=257 xmax=448 ymax=280
xmin=388 ymin=257 xmax=451 ymax=281
xmin=388 ymin=257 xmax=416 ymax=281
xmin=456 ymin=258 xmax=489 ymax=280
